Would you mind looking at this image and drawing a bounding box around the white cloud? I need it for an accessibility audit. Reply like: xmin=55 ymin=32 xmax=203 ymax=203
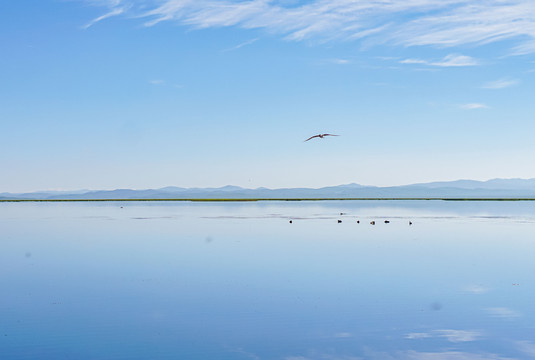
xmin=333 ymin=332 xmax=352 ymax=338
xmin=84 ymin=0 xmax=122 ymax=6
xmin=482 ymin=78 xmax=520 ymax=89
xmin=431 ymin=54 xmax=478 ymax=67
xmin=400 ymin=58 xmax=428 ymax=65
xmin=400 ymin=54 xmax=478 ymax=67
xmin=461 ymin=103 xmax=489 ymax=110
xmin=485 ymin=307 xmax=522 ymax=319
xmin=406 ymin=332 xmax=432 ymax=339
xmin=287 ymin=350 xmax=513 ymax=360
xmin=83 ymin=0 xmax=535 ymax=54
xmin=435 ymin=329 xmax=481 ymax=343
xmin=515 ymin=341 xmax=535 ymax=357
xmin=222 ymin=37 xmax=259 ymax=52
xmin=406 ymin=329 xmax=481 ymax=343
xmin=405 ymin=350 xmax=515 ymax=360
xmin=83 ymin=6 xmax=126 ymax=29
xmin=149 ymin=79 xmax=165 ymax=85
xmin=327 ymin=58 xmax=351 ymax=65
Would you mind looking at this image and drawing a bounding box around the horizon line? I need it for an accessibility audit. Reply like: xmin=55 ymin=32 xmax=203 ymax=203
xmin=2 ymin=177 xmax=535 ymax=194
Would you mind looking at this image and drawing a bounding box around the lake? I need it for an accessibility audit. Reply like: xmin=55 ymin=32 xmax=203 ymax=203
xmin=1 ymin=200 xmax=535 ymax=359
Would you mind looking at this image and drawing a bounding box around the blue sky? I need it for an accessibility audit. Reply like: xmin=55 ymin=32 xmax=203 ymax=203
xmin=1 ymin=0 xmax=535 ymax=192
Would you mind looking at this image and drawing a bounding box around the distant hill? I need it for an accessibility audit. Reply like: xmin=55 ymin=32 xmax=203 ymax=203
xmin=3 ymin=179 xmax=535 ymax=200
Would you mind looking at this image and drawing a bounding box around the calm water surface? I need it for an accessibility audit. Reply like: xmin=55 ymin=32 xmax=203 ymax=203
xmin=1 ymin=201 xmax=535 ymax=359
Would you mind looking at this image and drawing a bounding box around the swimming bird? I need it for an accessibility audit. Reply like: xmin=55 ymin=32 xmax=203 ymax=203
xmin=304 ymin=134 xmax=339 ymax=142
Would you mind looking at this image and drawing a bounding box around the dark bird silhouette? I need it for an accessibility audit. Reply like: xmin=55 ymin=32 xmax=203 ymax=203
xmin=304 ymin=133 xmax=339 ymax=142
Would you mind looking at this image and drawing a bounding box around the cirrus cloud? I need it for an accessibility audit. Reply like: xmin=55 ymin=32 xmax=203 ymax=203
xmin=461 ymin=103 xmax=489 ymax=110
xmin=406 ymin=329 xmax=482 ymax=343
xmin=400 ymin=54 xmax=479 ymax=67
xmin=482 ymin=78 xmax=521 ymax=89
xmin=82 ymin=0 xmax=535 ymax=55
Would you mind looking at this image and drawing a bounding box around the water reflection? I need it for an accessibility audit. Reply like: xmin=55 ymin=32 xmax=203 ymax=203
xmin=1 ymin=201 xmax=535 ymax=359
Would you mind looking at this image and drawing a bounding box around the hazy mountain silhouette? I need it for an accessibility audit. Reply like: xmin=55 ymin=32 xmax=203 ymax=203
xmin=3 ymin=178 xmax=535 ymax=200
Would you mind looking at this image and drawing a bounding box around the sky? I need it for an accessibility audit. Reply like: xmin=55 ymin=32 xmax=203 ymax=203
xmin=1 ymin=0 xmax=535 ymax=192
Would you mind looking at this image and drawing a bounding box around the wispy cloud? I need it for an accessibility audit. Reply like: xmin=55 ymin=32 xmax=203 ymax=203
xmin=406 ymin=332 xmax=432 ymax=339
xmin=515 ymin=341 xmax=535 ymax=358
xmin=400 ymin=58 xmax=428 ymax=65
xmin=333 ymin=332 xmax=353 ymax=338
xmin=81 ymin=0 xmax=535 ymax=55
xmin=82 ymin=0 xmax=127 ymax=29
xmin=431 ymin=54 xmax=478 ymax=67
xmin=485 ymin=307 xmax=522 ymax=319
xmin=400 ymin=54 xmax=478 ymax=67
xmin=323 ymin=58 xmax=351 ymax=65
xmin=148 ymin=79 xmax=184 ymax=88
xmin=461 ymin=103 xmax=489 ymax=110
xmin=225 ymin=346 xmax=260 ymax=360
xmin=286 ymin=350 xmax=512 ymax=360
xmin=222 ymin=38 xmax=259 ymax=52
xmin=83 ymin=7 xmax=126 ymax=29
xmin=406 ymin=329 xmax=481 ymax=343
xmin=405 ymin=350 xmax=515 ymax=360
xmin=435 ymin=330 xmax=481 ymax=343
xmin=464 ymin=284 xmax=491 ymax=293
xmin=482 ymin=78 xmax=520 ymax=89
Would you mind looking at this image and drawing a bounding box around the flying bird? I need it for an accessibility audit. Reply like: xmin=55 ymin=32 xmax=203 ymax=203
xmin=304 ymin=133 xmax=339 ymax=142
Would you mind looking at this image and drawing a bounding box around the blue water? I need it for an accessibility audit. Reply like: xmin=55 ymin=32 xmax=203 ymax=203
xmin=1 ymin=201 xmax=535 ymax=359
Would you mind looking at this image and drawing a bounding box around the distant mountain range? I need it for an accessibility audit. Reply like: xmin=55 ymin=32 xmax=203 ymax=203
xmin=3 ymin=178 xmax=535 ymax=200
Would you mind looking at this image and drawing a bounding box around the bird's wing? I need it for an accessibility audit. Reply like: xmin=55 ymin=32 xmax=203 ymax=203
xmin=323 ymin=134 xmax=340 ymax=137
xmin=304 ymin=135 xmax=320 ymax=141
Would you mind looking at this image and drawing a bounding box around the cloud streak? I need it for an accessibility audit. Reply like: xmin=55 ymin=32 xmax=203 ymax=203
xmin=461 ymin=103 xmax=489 ymax=110
xmin=83 ymin=7 xmax=126 ymax=29
xmin=222 ymin=38 xmax=259 ymax=52
xmin=400 ymin=54 xmax=478 ymax=67
xmin=285 ymin=350 xmax=513 ymax=360
xmin=84 ymin=0 xmax=535 ymax=54
xmin=482 ymin=78 xmax=520 ymax=89
xmin=406 ymin=329 xmax=482 ymax=343
xmin=82 ymin=0 xmax=128 ymax=29
xmin=485 ymin=307 xmax=522 ymax=319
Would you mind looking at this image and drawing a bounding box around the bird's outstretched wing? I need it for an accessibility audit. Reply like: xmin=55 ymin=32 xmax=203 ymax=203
xmin=304 ymin=134 xmax=321 ymax=142
xmin=323 ymin=134 xmax=339 ymax=137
